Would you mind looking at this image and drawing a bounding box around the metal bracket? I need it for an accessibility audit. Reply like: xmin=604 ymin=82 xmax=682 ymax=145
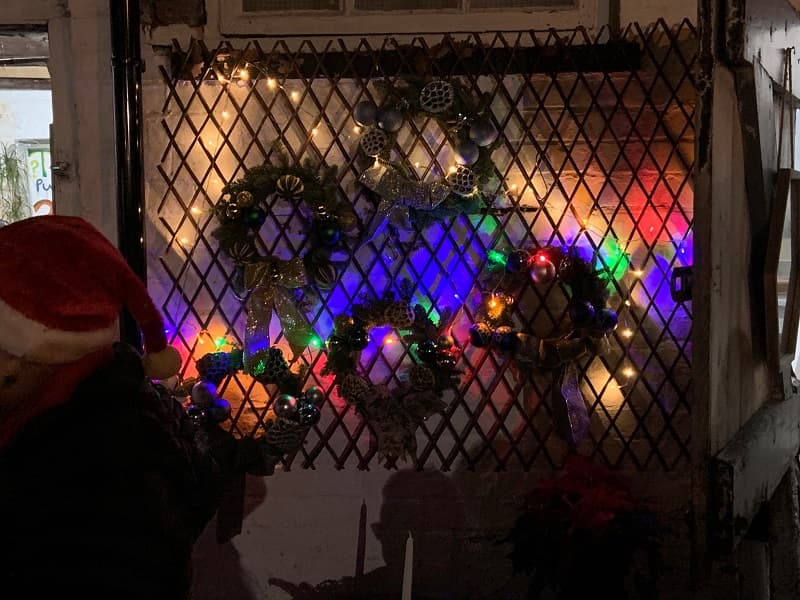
xmin=670 ymin=266 xmax=693 ymax=302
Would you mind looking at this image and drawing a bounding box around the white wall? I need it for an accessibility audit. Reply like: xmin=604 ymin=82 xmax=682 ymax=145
xmin=0 ymin=89 xmax=52 ymax=145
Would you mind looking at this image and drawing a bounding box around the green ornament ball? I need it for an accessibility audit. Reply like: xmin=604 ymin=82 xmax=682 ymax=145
xmin=244 ymin=207 xmax=267 ymax=228
xmin=313 ymin=219 xmax=341 ymax=246
xmin=304 ymin=386 xmax=325 ymax=407
xmin=273 ymin=393 xmax=299 ymax=418
xmin=311 ymin=262 xmax=338 ymax=290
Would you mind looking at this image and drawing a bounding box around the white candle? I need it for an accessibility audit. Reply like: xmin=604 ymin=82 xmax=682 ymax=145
xmin=401 ymin=531 xmax=413 ymax=600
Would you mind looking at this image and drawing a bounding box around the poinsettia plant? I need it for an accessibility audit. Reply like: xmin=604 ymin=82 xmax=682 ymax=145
xmin=504 ymin=455 xmax=661 ymax=599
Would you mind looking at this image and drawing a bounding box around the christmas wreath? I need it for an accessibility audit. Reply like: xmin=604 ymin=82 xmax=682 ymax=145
xmin=353 ymin=78 xmax=501 ymax=238
xmin=175 ymin=344 xmax=324 ymax=456
xmin=211 ymin=152 xmax=359 ymax=365
xmin=321 ymin=280 xmax=461 ymax=461
xmin=470 ymin=245 xmax=618 ymax=445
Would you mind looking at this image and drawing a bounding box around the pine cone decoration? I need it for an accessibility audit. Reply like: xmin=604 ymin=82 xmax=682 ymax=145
xmin=264 ymin=417 xmax=307 ymax=453
xmin=254 ymin=347 xmax=290 ymax=383
xmin=383 ymin=301 xmax=415 ymax=329
xmin=196 ymin=352 xmax=230 ymax=386
xmin=333 ymin=314 xmax=355 ymax=331
xmin=352 ymin=303 xmax=383 ymax=326
xmin=408 ymin=364 xmax=436 ymax=391
xmin=338 ymin=374 xmax=371 ymax=404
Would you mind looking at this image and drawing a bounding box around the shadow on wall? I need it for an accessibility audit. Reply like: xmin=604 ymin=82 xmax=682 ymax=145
xmin=191 ymin=475 xmax=268 ymax=600
xmin=266 ymin=470 xmax=521 ymax=600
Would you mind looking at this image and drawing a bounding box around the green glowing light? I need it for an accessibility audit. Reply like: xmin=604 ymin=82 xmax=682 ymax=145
xmin=487 ymin=249 xmax=507 ymax=266
xmin=598 ymin=237 xmax=630 ymax=284
xmin=214 ymin=337 xmax=226 ymax=349
xmin=309 ymin=335 xmax=322 ymax=349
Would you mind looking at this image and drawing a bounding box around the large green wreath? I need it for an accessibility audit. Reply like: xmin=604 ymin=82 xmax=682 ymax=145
xmin=212 ymin=152 xmax=359 ymax=289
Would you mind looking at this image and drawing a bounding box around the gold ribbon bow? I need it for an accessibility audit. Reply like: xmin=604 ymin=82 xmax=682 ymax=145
xmin=359 ymin=163 xmax=451 ymax=242
xmin=243 ymin=257 xmax=312 ymax=371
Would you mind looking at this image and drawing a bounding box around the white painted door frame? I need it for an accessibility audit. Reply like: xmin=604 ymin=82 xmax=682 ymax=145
xmin=0 ymin=0 xmax=117 ymax=242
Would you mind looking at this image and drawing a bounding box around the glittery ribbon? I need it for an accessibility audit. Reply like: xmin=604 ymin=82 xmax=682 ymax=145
xmin=516 ymin=333 xmax=590 ymax=446
xmin=243 ymin=257 xmax=311 ymax=370
xmin=359 ymin=163 xmax=451 ymax=242
xmin=556 ymin=362 xmax=589 ymax=447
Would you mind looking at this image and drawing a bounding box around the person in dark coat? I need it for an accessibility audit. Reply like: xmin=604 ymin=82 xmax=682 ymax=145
xmin=0 ymin=216 xmax=245 ymax=599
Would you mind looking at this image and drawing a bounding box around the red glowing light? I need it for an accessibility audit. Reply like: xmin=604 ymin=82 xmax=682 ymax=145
xmin=537 ymin=253 xmax=547 ymax=263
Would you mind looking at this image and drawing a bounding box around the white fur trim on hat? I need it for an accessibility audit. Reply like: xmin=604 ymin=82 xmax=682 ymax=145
xmin=0 ymin=296 xmax=117 ymax=364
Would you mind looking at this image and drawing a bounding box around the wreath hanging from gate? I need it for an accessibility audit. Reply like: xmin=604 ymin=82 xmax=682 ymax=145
xmin=210 ymin=151 xmax=360 ymax=367
xmin=470 ymin=245 xmax=618 ymax=445
xmin=321 ymin=279 xmax=461 ymax=461
xmin=353 ymin=78 xmax=504 ymax=238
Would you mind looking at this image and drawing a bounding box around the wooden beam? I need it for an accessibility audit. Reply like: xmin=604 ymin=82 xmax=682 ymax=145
xmin=710 ymin=394 xmax=800 ymax=555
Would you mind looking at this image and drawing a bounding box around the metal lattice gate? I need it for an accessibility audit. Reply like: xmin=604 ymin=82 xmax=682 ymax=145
xmin=147 ymin=20 xmax=696 ymax=471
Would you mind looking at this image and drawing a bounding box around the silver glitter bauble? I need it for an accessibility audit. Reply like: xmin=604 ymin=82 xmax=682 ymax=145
xmin=360 ymin=128 xmax=388 ymax=157
xmin=236 ymin=190 xmax=255 ymax=208
xmin=419 ymin=80 xmax=455 ymax=114
xmin=446 ymin=166 xmax=477 ymax=196
xmin=273 ymin=393 xmax=299 ymax=418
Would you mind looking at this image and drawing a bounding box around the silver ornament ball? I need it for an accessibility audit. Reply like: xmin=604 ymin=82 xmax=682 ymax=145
xmin=273 ymin=393 xmax=299 ymax=418
xmin=454 ymin=139 xmax=480 ymax=166
xmin=354 ymin=100 xmax=378 ymax=127
xmin=468 ymin=119 xmax=498 ymax=147
xmin=207 ymin=398 xmax=232 ymax=423
xmin=191 ymin=380 xmax=218 ymax=408
xmin=530 ymin=259 xmax=557 ymax=284
xmin=377 ymin=108 xmax=403 ymax=132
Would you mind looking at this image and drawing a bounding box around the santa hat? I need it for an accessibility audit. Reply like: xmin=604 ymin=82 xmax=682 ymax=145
xmin=0 ymin=215 xmax=181 ymax=378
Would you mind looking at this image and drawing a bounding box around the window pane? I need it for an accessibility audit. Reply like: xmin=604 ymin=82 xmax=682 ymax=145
xmin=470 ymin=0 xmax=575 ymax=7
xmin=354 ymin=0 xmax=458 ymax=8
xmin=243 ymin=0 xmax=340 ymax=11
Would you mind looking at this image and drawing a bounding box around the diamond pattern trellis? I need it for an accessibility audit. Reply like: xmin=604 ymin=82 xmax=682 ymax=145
xmin=148 ymin=20 xmax=697 ymax=471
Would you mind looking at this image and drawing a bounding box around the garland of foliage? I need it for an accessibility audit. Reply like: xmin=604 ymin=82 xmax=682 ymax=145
xmin=211 ymin=151 xmax=359 ymax=289
xmin=321 ymin=280 xmax=461 ymax=461
xmin=355 ymin=77 xmax=502 ymax=231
